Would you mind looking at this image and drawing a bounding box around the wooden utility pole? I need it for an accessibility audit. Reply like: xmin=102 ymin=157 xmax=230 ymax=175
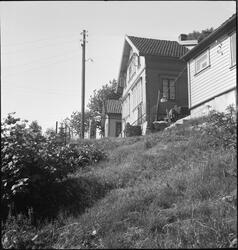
xmin=80 ymin=30 xmax=87 ymax=139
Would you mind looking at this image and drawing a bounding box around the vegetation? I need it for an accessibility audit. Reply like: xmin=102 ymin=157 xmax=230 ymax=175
xmin=64 ymin=110 xmax=94 ymax=137
xmin=1 ymin=113 xmax=107 ymax=222
xmin=87 ymin=79 xmax=120 ymax=135
xmin=1 ymin=107 xmax=237 ymax=249
xmin=186 ymin=28 xmax=214 ymax=42
xmin=64 ymin=79 xmax=120 ymax=137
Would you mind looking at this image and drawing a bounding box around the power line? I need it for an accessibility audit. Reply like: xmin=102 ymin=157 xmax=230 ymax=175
xmin=4 ymin=49 xmax=80 ymax=69
xmin=2 ymin=85 xmax=81 ymax=96
xmin=3 ymin=54 xmax=79 ymax=77
xmin=2 ymin=37 xmax=81 ymax=55
xmin=2 ymin=32 xmax=80 ymax=47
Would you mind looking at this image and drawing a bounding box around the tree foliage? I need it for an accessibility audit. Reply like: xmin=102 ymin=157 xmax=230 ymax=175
xmin=65 ymin=110 xmax=93 ymax=137
xmin=87 ymin=79 xmax=120 ymax=134
xmin=29 ymin=120 xmax=42 ymax=134
xmin=186 ymin=28 xmax=214 ymax=43
xmin=44 ymin=127 xmax=56 ymax=138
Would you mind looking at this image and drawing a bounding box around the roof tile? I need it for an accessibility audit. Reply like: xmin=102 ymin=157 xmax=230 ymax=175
xmin=105 ymin=99 xmax=122 ymax=114
xmin=127 ymin=36 xmax=189 ymax=57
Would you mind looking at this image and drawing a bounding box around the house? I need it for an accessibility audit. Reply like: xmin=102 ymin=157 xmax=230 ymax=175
xmin=102 ymin=99 xmax=122 ymax=137
xmin=116 ymin=35 xmax=194 ymax=136
xmin=181 ymin=14 xmax=236 ymax=117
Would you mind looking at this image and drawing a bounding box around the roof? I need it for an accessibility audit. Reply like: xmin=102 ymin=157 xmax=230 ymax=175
xmin=127 ymin=36 xmax=189 ymax=58
xmin=104 ymin=99 xmax=122 ymax=114
xmin=181 ymin=13 xmax=236 ymax=61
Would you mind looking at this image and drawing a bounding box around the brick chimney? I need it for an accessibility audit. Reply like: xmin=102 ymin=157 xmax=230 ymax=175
xmin=178 ymin=34 xmax=198 ymax=50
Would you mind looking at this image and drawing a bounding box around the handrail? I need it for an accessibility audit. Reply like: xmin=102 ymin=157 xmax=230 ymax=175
xmin=130 ymin=113 xmax=146 ymax=126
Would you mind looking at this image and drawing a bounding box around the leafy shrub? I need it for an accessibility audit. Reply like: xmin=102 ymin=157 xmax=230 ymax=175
xmin=1 ymin=113 xmax=107 ymax=220
xmin=124 ymin=123 xmax=142 ymax=137
xmin=199 ymin=105 xmax=236 ymax=150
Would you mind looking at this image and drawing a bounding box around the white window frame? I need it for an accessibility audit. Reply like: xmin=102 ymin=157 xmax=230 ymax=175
xmin=230 ymin=32 xmax=236 ymax=67
xmin=195 ymin=49 xmax=210 ymax=74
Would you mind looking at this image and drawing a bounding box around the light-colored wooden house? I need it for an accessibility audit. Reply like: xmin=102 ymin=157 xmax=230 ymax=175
xmin=102 ymin=99 xmax=122 ymax=137
xmin=116 ymin=35 xmax=191 ymax=136
xmin=181 ymin=14 xmax=236 ymax=117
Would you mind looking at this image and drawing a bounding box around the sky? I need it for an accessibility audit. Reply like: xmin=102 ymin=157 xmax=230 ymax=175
xmin=1 ymin=1 xmax=236 ymax=132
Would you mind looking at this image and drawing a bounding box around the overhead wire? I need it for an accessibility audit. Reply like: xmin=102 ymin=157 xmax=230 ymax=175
xmin=2 ymin=36 xmax=81 ymax=55
xmin=2 ymin=32 xmax=80 ymax=47
xmin=3 ymin=53 xmax=80 ymax=77
xmin=2 ymin=85 xmax=81 ymax=96
xmin=4 ymin=48 xmax=80 ymax=69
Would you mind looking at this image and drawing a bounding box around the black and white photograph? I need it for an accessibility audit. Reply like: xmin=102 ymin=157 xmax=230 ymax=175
xmin=1 ymin=0 xmax=237 ymax=248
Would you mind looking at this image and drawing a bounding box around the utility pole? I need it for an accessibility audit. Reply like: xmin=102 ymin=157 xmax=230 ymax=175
xmin=80 ymin=29 xmax=87 ymax=139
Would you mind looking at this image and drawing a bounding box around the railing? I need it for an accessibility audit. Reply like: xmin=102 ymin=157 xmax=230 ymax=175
xmin=131 ymin=113 xmax=146 ymax=126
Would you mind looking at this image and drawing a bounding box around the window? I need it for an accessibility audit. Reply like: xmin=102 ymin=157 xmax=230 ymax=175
xmin=128 ymin=57 xmax=136 ymax=79
xmin=123 ymin=94 xmax=130 ymax=118
xmin=132 ymin=78 xmax=142 ymax=109
xmin=195 ymin=50 xmax=210 ymax=74
xmin=162 ymin=79 xmax=175 ymax=100
xmin=231 ymin=32 xmax=236 ymax=67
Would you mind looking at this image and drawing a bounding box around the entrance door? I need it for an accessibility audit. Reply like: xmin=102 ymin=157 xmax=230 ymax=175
xmin=115 ymin=122 xmax=122 ymax=137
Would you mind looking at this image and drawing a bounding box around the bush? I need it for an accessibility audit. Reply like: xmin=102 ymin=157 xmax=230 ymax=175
xmin=1 ymin=113 xmax=107 ymax=220
xmin=199 ymin=105 xmax=236 ymax=150
xmin=124 ymin=123 xmax=142 ymax=137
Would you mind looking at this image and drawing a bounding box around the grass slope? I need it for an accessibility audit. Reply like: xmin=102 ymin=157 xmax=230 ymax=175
xmin=3 ymin=116 xmax=237 ymax=249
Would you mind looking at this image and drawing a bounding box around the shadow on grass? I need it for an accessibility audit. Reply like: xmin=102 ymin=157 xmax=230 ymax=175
xmin=3 ymin=176 xmax=114 ymax=225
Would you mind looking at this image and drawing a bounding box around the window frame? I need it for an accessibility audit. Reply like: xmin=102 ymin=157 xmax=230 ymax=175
xmin=132 ymin=78 xmax=143 ymax=110
xmin=162 ymin=78 xmax=176 ymax=101
xmin=194 ymin=49 xmax=210 ymax=75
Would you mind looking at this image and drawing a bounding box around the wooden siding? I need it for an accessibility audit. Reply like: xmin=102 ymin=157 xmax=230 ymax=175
xmin=189 ymin=33 xmax=236 ymax=108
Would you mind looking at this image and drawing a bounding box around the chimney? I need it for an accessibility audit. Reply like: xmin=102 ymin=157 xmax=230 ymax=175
xmin=178 ymin=34 xmax=198 ymax=50
xmin=179 ymin=34 xmax=188 ymax=41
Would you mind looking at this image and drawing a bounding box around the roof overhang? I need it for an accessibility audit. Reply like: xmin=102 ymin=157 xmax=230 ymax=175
xmin=181 ymin=14 xmax=236 ymax=61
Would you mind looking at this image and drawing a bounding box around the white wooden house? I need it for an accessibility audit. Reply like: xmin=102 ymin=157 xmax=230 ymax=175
xmin=181 ymin=14 xmax=236 ymax=117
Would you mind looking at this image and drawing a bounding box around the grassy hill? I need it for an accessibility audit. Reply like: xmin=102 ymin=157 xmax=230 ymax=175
xmin=2 ymin=111 xmax=237 ymax=249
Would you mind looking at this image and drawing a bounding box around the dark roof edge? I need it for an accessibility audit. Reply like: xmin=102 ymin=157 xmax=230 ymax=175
xmin=181 ymin=14 xmax=236 ymax=61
